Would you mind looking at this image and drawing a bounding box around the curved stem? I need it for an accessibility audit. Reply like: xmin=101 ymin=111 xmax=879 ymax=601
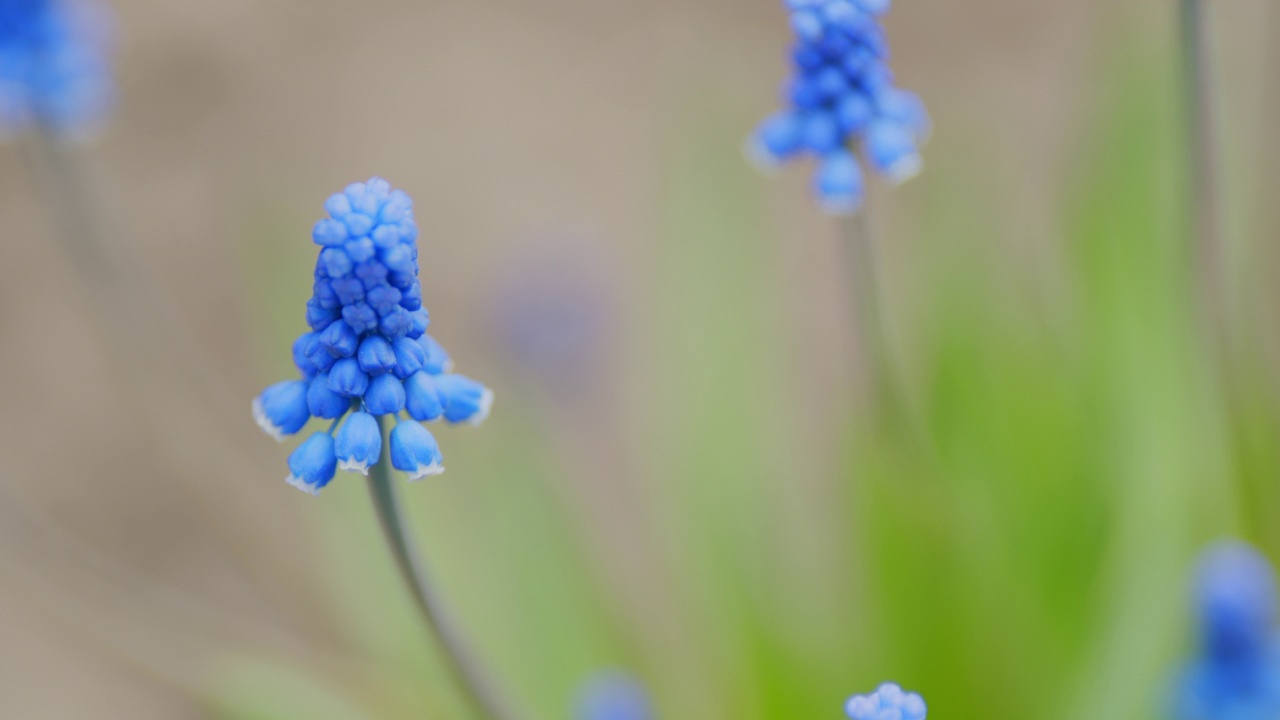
xmin=366 ymin=416 xmax=520 ymax=720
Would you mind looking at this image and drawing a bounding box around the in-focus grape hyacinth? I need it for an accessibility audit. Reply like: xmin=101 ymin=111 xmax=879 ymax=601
xmin=750 ymin=0 xmax=928 ymax=215
xmin=254 ymin=178 xmax=493 ymax=495
xmin=0 ymin=0 xmax=114 ymax=136
xmin=845 ymin=682 xmax=926 ymax=720
xmin=1171 ymin=542 xmax=1280 ymax=719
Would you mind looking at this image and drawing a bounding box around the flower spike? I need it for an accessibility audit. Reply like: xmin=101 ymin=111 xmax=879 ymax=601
xmin=253 ymin=178 xmax=493 ymax=493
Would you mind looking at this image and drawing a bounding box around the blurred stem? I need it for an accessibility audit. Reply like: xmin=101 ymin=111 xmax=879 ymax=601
xmin=841 ymin=210 xmax=886 ymax=403
xmin=1180 ymin=0 xmax=1226 ymax=342
xmin=366 ymin=416 xmax=519 ymax=720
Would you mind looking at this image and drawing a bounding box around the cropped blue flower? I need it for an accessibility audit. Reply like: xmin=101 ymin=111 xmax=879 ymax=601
xmin=253 ymin=178 xmax=493 ymax=494
xmin=750 ymin=0 xmax=927 ymax=214
xmin=0 ymin=0 xmax=114 ymax=136
xmin=576 ymin=672 xmax=651 ymax=720
xmin=845 ymin=682 xmax=926 ymax=720
xmin=1172 ymin=542 xmax=1280 ymax=720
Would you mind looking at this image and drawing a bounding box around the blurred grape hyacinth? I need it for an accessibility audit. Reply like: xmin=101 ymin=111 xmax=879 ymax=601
xmin=254 ymin=178 xmax=493 ymax=495
xmin=1172 ymin=542 xmax=1280 ymax=719
xmin=0 ymin=0 xmax=114 ymax=136
xmin=845 ymin=682 xmax=926 ymax=720
xmin=750 ymin=0 xmax=928 ymax=214
xmin=576 ymin=672 xmax=652 ymax=720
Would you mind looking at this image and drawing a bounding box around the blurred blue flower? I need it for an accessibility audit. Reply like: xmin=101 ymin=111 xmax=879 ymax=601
xmin=254 ymin=178 xmax=493 ymax=494
xmin=1172 ymin=542 xmax=1280 ymax=720
xmin=845 ymin=682 xmax=926 ymax=720
xmin=576 ymin=672 xmax=651 ymax=720
xmin=0 ymin=0 xmax=114 ymax=136
xmin=750 ymin=0 xmax=927 ymax=214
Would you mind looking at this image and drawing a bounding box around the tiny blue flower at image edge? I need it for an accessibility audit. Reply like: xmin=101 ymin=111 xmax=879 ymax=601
xmin=576 ymin=671 xmax=652 ymax=720
xmin=749 ymin=0 xmax=929 ymax=215
xmin=846 ymin=682 xmax=926 ymax=720
xmin=0 ymin=0 xmax=116 ymax=137
xmin=253 ymin=178 xmax=494 ymax=495
xmin=1170 ymin=541 xmax=1280 ymax=720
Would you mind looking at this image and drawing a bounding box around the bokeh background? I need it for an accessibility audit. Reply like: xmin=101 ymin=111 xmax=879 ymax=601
xmin=1 ymin=0 xmax=1278 ymax=717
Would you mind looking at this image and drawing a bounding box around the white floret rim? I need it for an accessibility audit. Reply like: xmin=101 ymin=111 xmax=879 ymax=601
xmin=338 ymin=458 xmax=371 ymax=475
xmin=253 ymin=397 xmax=286 ymax=442
xmin=405 ymin=461 xmax=445 ymax=482
xmin=285 ymin=474 xmax=322 ymax=496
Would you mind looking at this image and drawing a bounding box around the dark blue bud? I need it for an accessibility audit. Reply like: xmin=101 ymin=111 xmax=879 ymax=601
xmin=342 ymin=302 xmax=380 ymax=335
xmin=406 ymin=309 xmax=428 ymax=339
xmin=418 ymin=334 xmax=453 ymax=374
xmin=802 ymin=112 xmax=842 ymax=153
xmin=306 ymin=373 xmax=348 ymax=419
xmin=816 ymin=67 xmax=848 ymax=98
xmin=304 ymin=336 xmax=338 ymax=372
xmin=434 ymin=373 xmax=493 ymax=425
xmin=815 ymin=149 xmax=864 ymax=215
xmin=253 ymin=380 xmax=310 ymax=440
xmin=356 ymin=261 xmax=389 ymax=289
xmin=286 ymin=432 xmax=338 ymax=495
xmin=312 ymin=218 xmax=348 ymax=246
xmin=820 ymin=33 xmax=853 ymax=60
xmin=836 ymin=93 xmax=873 ymax=133
xmin=404 ymin=371 xmax=443 ymax=421
xmin=392 ymin=336 xmax=426 ymax=379
xmin=335 ymin=411 xmax=381 ymax=475
xmin=371 ymin=224 xmax=399 ymax=249
xmin=357 ymin=335 xmax=397 ymax=375
xmin=792 ymin=43 xmax=824 ymax=71
xmin=320 ymin=247 xmax=353 ymax=277
xmin=389 ymin=421 xmax=444 ymax=480
xmin=364 ymin=374 xmax=406 ymax=416
xmin=343 ymin=213 xmax=374 ymax=238
xmin=399 ymin=280 xmax=422 ymax=311
xmin=367 ymin=284 xmax=403 ymax=316
xmin=344 ymin=237 xmax=376 ymax=263
xmin=306 ymin=297 xmax=340 ymax=332
xmin=319 ymin=319 xmax=359 ymax=357
xmin=380 ymin=306 xmax=412 ymax=339
xmin=388 ymin=269 xmax=416 ymax=289
xmin=330 ymin=277 xmax=365 ymax=305
xmin=313 ymin=278 xmax=340 ymax=309
xmin=789 ymin=77 xmax=824 ymax=109
xmin=325 ymin=192 xmax=352 ymax=218
xmin=292 ymin=333 xmax=319 ymax=377
xmin=864 ymin=120 xmax=920 ymax=183
xmin=328 ymin=358 xmax=370 ymax=398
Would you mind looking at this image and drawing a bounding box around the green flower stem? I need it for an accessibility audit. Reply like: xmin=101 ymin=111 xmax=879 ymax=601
xmin=366 ymin=416 xmax=521 ymax=720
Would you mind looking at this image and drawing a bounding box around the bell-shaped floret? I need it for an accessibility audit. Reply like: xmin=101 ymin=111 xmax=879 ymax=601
xmin=253 ymin=380 xmax=310 ymax=440
xmin=389 ymin=421 xmax=444 ymax=480
xmin=433 ymin=373 xmax=494 ymax=425
xmin=286 ymin=432 xmax=338 ymax=495
xmin=335 ymin=411 xmax=381 ymax=475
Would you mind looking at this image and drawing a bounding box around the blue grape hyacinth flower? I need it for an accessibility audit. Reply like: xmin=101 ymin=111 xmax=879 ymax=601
xmin=0 ymin=0 xmax=114 ymax=136
xmin=576 ymin=672 xmax=651 ymax=720
xmin=749 ymin=0 xmax=928 ymax=214
xmin=254 ymin=178 xmax=493 ymax=495
xmin=846 ymin=682 xmax=926 ymax=720
xmin=1171 ymin=542 xmax=1280 ymax=720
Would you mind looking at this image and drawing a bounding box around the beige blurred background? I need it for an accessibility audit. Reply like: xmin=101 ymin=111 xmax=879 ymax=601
xmin=0 ymin=0 xmax=1274 ymax=717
